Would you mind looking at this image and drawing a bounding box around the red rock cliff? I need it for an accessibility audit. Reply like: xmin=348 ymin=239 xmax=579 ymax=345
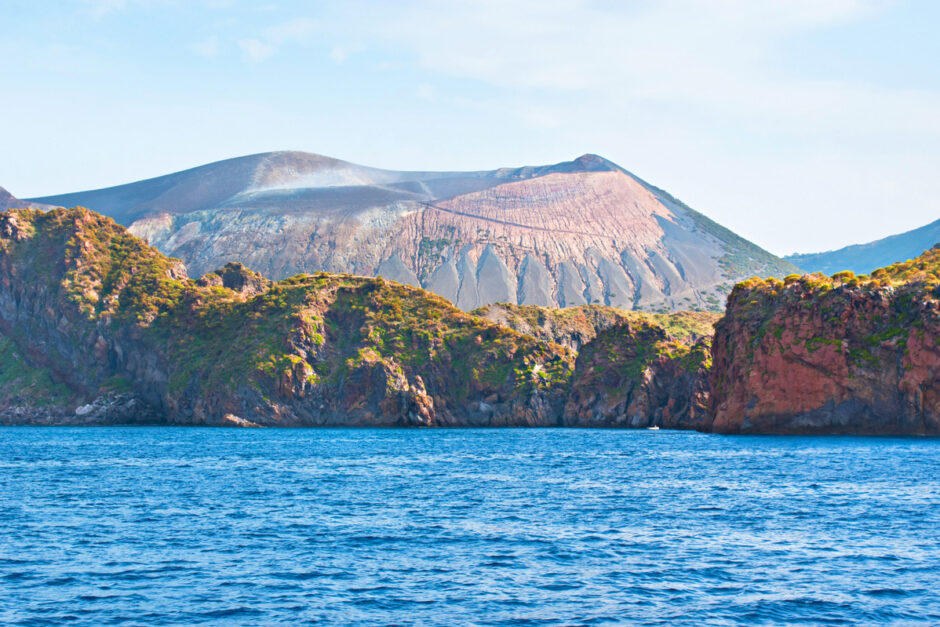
xmin=708 ymin=250 xmax=940 ymax=434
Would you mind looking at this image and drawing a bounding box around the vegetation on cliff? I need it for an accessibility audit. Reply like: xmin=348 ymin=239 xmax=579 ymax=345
xmin=472 ymin=303 xmax=717 ymax=351
xmin=8 ymin=205 xmax=930 ymax=433
xmin=0 ymin=335 xmax=72 ymax=409
xmin=709 ymin=244 xmax=940 ymax=434
xmin=470 ymin=302 xmax=716 ymax=428
xmin=0 ymin=207 xmax=578 ymax=426
xmin=563 ymin=319 xmax=712 ymax=429
xmin=0 ymin=206 xmax=724 ymax=428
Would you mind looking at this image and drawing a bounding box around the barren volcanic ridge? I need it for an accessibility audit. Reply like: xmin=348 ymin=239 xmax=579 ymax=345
xmin=27 ymin=152 xmax=798 ymax=312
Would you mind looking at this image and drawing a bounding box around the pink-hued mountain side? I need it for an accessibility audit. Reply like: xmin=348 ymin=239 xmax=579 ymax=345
xmin=26 ymin=151 xmax=798 ymax=312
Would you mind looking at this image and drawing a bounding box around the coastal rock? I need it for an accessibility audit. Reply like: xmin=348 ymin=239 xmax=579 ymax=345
xmin=4 ymin=205 xmax=933 ymax=435
xmin=0 ymin=207 xmax=575 ymax=427
xmin=708 ymin=251 xmax=940 ymax=434
xmin=563 ymin=322 xmax=711 ymax=429
xmin=0 ymin=393 xmax=160 ymax=426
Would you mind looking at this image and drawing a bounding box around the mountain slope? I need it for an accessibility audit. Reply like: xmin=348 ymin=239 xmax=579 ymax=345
xmin=29 ymin=151 xmax=799 ymax=312
xmin=785 ymin=218 xmax=940 ymax=275
xmin=0 ymin=186 xmax=54 ymax=212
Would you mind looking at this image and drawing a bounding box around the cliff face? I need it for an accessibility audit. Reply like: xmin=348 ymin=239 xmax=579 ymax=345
xmin=7 ymin=206 xmax=933 ymax=434
xmin=29 ymin=151 xmax=798 ymax=313
xmin=0 ymin=207 xmax=577 ymax=426
xmin=563 ymin=322 xmax=711 ymax=430
xmin=474 ymin=302 xmax=716 ymax=429
xmin=0 ymin=206 xmax=721 ymax=428
xmin=709 ymin=248 xmax=940 ymax=434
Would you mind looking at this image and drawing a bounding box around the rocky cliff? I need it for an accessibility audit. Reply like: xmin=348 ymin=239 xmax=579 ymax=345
xmin=474 ymin=303 xmax=715 ymax=429
xmin=563 ymin=322 xmax=712 ymax=430
xmin=28 ymin=151 xmax=798 ymax=313
xmin=709 ymin=247 xmax=940 ymax=434
xmin=0 ymin=206 xmax=718 ymax=428
xmin=0 ymin=207 xmax=574 ymax=426
xmin=6 ymin=206 xmax=933 ymax=434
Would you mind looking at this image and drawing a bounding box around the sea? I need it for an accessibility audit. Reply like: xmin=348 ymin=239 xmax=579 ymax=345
xmin=1 ymin=427 xmax=939 ymax=625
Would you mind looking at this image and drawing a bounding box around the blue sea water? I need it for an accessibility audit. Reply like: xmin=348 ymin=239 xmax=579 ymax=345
xmin=1 ymin=428 xmax=939 ymax=625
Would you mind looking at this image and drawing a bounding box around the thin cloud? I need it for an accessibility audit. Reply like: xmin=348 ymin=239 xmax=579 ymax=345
xmin=329 ymin=46 xmax=349 ymax=64
xmin=323 ymin=0 xmax=935 ymax=252
xmin=8 ymin=0 xmax=935 ymax=253
xmin=266 ymin=17 xmax=321 ymax=43
xmin=235 ymin=17 xmax=322 ymax=64
xmin=416 ymin=83 xmax=436 ymax=101
xmin=238 ymin=38 xmax=276 ymax=63
xmin=81 ymin=0 xmax=128 ymax=17
xmin=350 ymin=0 xmax=935 ymax=138
xmin=192 ymin=36 xmax=219 ymax=59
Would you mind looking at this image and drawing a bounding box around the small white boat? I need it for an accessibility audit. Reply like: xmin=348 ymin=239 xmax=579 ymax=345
xmin=647 ymin=426 xmax=660 ymax=431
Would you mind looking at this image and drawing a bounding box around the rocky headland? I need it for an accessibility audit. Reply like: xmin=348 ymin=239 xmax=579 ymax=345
xmin=0 ymin=206 xmax=936 ymax=434
xmin=709 ymin=250 xmax=939 ymax=434
xmin=0 ymin=208 xmax=575 ymax=427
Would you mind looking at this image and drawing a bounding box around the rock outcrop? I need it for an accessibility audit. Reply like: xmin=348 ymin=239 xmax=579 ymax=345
xmin=563 ymin=321 xmax=711 ymax=430
xmin=708 ymin=247 xmax=940 ymax=434
xmin=196 ymin=262 xmax=271 ymax=296
xmin=0 ymin=207 xmax=575 ymax=426
xmin=28 ymin=151 xmax=798 ymax=312
xmin=0 ymin=206 xmax=721 ymax=428
xmin=4 ymin=206 xmax=934 ymax=435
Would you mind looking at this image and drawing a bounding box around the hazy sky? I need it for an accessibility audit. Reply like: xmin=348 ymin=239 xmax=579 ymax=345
xmin=2 ymin=0 xmax=938 ymax=255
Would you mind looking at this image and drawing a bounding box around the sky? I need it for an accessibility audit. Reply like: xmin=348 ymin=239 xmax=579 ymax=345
xmin=1 ymin=0 xmax=938 ymax=256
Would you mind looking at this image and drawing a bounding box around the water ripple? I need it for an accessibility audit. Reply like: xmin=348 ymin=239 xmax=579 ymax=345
xmin=1 ymin=427 xmax=939 ymax=625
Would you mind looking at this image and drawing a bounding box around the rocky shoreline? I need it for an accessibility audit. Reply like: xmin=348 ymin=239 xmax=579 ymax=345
xmin=0 ymin=208 xmax=936 ymax=434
